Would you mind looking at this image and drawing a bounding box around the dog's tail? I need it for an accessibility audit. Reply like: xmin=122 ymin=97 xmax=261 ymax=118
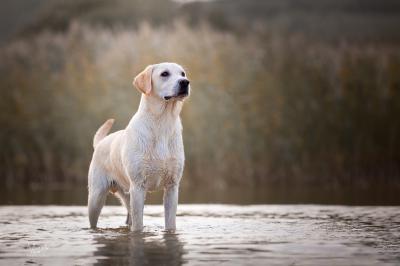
xmin=93 ymin=119 xmax=114 ymax=149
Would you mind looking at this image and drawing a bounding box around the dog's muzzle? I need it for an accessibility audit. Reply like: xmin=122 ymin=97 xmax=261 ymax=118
xmin=164 ymin=79 xmax=190 ymax=100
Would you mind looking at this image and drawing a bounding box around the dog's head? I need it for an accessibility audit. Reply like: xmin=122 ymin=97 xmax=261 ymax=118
xmin=133 ymin=63 xmax=190 ymax=101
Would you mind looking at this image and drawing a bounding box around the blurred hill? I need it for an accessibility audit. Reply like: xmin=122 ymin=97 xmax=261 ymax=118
xmin=0 ymin=0 xmax=48 ymax=44
xmin=182 ymin=0 xmax=400 ymax=43
xmin=0 ymin=0 xmax=177 ymax=44
xmin=19 ymin=0 xmax=177 ymax=37
xmin=3 ymin=0 xmax=400 ymax=44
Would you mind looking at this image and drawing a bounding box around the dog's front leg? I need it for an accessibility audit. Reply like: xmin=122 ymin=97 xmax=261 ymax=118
xmin=164 ymin=184 xmax=179 ymax=231
xmin=130 ymin=185 xmax=145 ymax=232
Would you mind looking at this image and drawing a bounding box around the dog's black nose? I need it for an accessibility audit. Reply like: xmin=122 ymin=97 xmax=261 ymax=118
xmin=179 ymin=87 xmax=188 ymax=95
xmin=179 ymin=79 xmax=190 ymax=89
xmin=178 ymin=79 xmax=190 ymax=96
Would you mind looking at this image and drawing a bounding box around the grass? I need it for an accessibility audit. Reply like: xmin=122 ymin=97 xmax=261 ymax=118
xmin=1 ymin=21 xmax=400 ymax=192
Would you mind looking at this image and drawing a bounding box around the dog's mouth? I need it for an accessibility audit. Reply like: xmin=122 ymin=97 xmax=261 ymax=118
xmin=164 ymin=93 xmax=189 ymax=101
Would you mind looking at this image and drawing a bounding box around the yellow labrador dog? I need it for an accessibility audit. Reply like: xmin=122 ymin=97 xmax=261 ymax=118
xmin=88 ymin=63 xmax=190 ymax=231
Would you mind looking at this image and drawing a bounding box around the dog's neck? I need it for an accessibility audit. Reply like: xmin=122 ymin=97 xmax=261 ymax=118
xmin=137 ymin=94 xmax=183 ymax=118
xmin=128 ymin=94 xmax=183 ymax=135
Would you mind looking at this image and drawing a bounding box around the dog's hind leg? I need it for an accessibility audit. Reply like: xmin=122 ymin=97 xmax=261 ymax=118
xmin=88 ymin=165 xmax=109 ymax=229
xmin=115 ymin=189 xmax=131 ymax=226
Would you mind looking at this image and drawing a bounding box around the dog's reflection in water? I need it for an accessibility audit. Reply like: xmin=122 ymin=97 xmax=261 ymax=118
xmin=93 ymin=228 xmax=185 ymax=265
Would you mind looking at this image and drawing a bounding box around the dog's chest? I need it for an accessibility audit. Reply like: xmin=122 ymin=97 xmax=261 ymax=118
xmin=139 ymin=136 xmax=184 ymax=191
xmin=141 ymin=158 xmax=181 ymax=191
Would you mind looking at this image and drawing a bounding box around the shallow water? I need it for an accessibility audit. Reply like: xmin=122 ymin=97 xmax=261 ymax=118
xmin=0 ymin=205 xmax=399 ymax=265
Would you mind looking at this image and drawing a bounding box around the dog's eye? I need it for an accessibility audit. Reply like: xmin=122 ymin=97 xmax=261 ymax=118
xmin=160 ymin=71 xmax=170 ymax=77
xmin=181 ymin=72 xmax=186 ymax=77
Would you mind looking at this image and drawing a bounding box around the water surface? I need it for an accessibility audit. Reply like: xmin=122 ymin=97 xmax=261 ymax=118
xmin=0 ymin=205 xmax=399 ymax=265
xmin=2 ymin=185 xmax=400 ymax=205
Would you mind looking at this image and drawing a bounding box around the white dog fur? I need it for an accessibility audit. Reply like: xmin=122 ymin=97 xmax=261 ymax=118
xmin=88 ymin=62 xmax=190 ymax=231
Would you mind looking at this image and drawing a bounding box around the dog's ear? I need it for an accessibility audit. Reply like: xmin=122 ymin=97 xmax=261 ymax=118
xmin=133 ymin=65 xmax=153 ymax=95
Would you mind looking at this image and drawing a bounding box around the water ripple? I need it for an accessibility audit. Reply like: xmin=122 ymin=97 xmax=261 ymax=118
xmin=0 ymin=205 xmax=399 ymax=265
